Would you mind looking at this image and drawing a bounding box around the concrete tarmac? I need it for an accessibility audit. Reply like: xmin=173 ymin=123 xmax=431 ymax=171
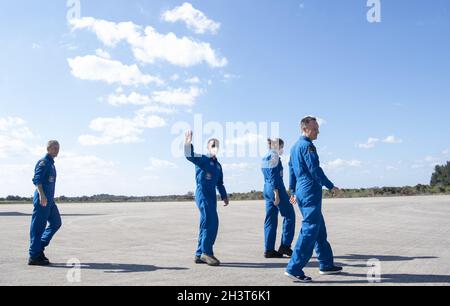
xmin=0 ymin=196 xmax=449 ymax=286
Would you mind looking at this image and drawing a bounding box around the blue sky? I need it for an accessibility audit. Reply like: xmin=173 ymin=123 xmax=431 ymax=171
xmin=0 ymin=0 xmax=449 ymax=197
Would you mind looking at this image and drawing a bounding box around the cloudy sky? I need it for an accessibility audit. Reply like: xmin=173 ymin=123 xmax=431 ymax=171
xmin=1 ymin=0 xmax=449 ymax=197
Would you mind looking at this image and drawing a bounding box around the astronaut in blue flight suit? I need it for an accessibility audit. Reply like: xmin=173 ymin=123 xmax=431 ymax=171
xmin=28 ymin=140 xmax=62 ymax=266
xmin=184 ymin=130 xmax=229 ymax=266
xmin=285 ymin=117 xmax=342 ymax=283
xmin=261 ymin=138 xmax=296 ymax=258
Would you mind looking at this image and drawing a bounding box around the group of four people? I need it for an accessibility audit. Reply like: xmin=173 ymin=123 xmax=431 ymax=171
xmin=28 ymin=116 xmax=342 ymax=283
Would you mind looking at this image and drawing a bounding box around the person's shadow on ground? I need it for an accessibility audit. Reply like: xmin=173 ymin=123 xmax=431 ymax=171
xmin=220 ymin=254 xmax=450 ymax=284
xmin=0 ymin=212 xmax=103 ymax=217
xmin=48 ymin=263 xmax=188 ymax=274
xmin=314 ymin=272 xmax=450 ymax=284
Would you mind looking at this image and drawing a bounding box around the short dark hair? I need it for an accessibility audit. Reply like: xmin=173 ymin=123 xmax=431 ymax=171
xmin=301 ymin=116 xmax=317 ymax=129
xmin=267 ymin=138 xmax=284 ymax=149
xmin=208 ymin=138 xmax=220 ymax=148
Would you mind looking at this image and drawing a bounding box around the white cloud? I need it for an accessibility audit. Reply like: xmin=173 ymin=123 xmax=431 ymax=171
xmin=222 ymin=162 xmax=254 ymax=171
xmin=323 ymin=159 xmax=362 ymax=170
xmin=411 ymin=164 xmax=425 ymax=169
xmin=95 ymin=48 xmax=111 ymax=59
xmin=145 ymin=158 xmax=178 ymax=171
xmin=68 ymin=55 xmax=163 ymax=86
xmin=70 ymin=17 xmax=227 ymax=68
xmin=170 ymin=74 xmax=180 ymax=81
xmin=316 ymin=117 xmax=327 ymax=126
xmin=358 ymin=137 xmax=380 ymax=149
xmin=411 ymin=155 xmax=445 ymax=169
xmin=386 ymin=166 xmax=398 ymax=171
xmin=135 ymin=106 xmax=176 ymax=116
xmin=152 ymin=87 xmax=203 ymax=106
xmin=107 ymin=86 xmax=203 ymax=107
xmin=79 ymin=115 xmax=166 ymax=146
xmin=358 ymin=135 xmax=403 ymax=149
xmin=0 ymin=117 xmax=36 ymax=158
xmin=226 ymin=133 xmax=264 ymax=146
xmin=383 ymin=135 xmax=403 ymax=144
xmin=108 ymin=92 xmax=151 ymax=106
xmin=162 ymin=2 xmax=221 ymax=35
xmin=58 ymin=152 xmax=116 ymax=180
xmin=185 ymin=76 xmax=201 ymax=84
xmin=222 ymin=73 xmax=241 ymax=82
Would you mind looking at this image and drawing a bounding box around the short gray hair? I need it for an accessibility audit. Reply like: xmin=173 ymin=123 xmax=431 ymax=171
xmin=301 ymin=116 xmax=317 ymax=129
xmin=47 ymin=140 xmax=60 ymax=150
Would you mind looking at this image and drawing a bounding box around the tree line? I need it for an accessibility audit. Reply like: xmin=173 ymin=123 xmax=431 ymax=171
xmin=2 ymin=162 xmax=449 ymax=204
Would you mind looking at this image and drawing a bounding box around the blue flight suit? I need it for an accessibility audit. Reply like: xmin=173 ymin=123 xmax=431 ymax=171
xmin=261 ymin=150 xmax=296 ymax=252
xmin=185 ymin=144 xmax=228 ymax=257
xmin=29 ymin=154 xmax=62 ymax=259
xmin=286 ymin=136 xmax=335 ymax=277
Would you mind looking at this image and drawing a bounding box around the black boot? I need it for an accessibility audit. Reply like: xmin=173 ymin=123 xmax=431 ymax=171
xmin=278 ymin=245 xmax=293 ymax=257
xmin=264 ymin=250 xmax=284 ymax=258
xmin=40 ymin=252 xmax=50 ymax=263
xmin=28 ymin=256 xmax=50 ymax=266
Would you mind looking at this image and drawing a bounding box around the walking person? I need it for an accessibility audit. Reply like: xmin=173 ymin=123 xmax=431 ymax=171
xmin=285 ymin=117 xmax=342 ymax=283
xmin=28 ymin=140 xmax=62 ymax=266
xmin=261 ymin=138 xmax=296 ymax=258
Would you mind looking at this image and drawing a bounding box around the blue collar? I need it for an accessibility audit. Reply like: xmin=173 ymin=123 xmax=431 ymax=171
xmin=45 ymin=154 xmax=55 ymax=163
xmin=207 ymin=154 xmax=218 ymax=162
xmin=301 ymin=136 xmax=312 ymax=143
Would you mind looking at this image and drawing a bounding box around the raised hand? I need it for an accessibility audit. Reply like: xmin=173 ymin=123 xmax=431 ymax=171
xmin=185 ymin=130 xmax=193 ymax=145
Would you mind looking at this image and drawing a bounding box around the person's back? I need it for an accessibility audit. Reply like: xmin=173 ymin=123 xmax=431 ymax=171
xmin=261 ymin=149 xmax=285 ymax=190
xmin=260 ymin=139 xmax=296 ymax=259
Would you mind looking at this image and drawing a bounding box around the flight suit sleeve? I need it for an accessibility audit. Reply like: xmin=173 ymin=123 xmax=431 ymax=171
xmin=270 ymin=158 xmax=283 ymax=191
xmin=265 ymin=152 xmax=281 ymax=190
xmin=289 ymin=157 xmax=297 ymax=195
xmin=302 ymin=145 xmax=334 ymax=190
xmin=32 ymin=159 xmax=48 ymax=186
xmin=185 ymin=144 xmax=207 ymax=168
xmin=216 ymin=165 xmax=228 ymax=200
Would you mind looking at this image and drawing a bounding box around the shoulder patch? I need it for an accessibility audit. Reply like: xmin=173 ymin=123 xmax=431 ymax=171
xmin=39 ymin=160 xmax=46 ymax=167
xmin=308 ymin=145 xmax=316 ymax=153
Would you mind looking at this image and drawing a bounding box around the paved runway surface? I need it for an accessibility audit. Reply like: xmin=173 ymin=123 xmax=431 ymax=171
xmin=1 ymin=196 xmax=449 ymax=286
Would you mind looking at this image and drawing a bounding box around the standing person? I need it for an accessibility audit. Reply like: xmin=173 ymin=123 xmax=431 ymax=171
xmin=185 ymin=130 xmax=230 ymax=266
xmin=285 ymin=117 xmax=342 ymax=283
xmin=261 ymin=138 xmax=296 ymax=258
xmin=28 ymin=140 xmax=62 ymax=266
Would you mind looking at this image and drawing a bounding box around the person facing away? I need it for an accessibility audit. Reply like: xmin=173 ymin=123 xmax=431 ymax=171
xmin=29 ymin=140 xmax=62 ymax=266
xmin=184 ymin=130 xmax=229 ymax=266
xmin=285 ymin=116 xmax=342 ymax=283
xmin=261 ymin=138 xmax=296 ymax=259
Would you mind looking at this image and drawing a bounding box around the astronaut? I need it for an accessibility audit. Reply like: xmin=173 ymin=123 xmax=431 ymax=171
xmin=285 ymin=117 xmax=342 ymax=283
xmin=28 ymin=140 xmax=62 ymax=266
xmin=261 ymin=138 xmax=296 ymax=258
xmin=185 ymin=130 xmax=229 ymax=266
